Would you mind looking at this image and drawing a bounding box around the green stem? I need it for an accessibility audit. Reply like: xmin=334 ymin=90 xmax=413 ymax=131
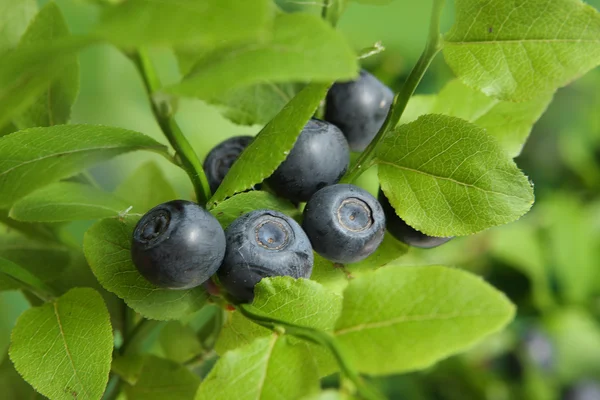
xmin=102 ymin=374 xmax=122 ymax=400
xmin=239 ymin=305 xmax=385 ymax=400
xmin=130 ymin=49 xmax=212 ymax=205
xmin=341 ymin=0 xmax=446 ymax=183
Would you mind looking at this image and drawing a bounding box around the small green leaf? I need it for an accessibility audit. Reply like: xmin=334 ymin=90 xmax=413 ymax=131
xmin=83 ymin=216 xmax=207 ymax=320
xmin=334 ymin=265 xmax=515 ymax=375
xmin=95 ymin=0 xmax=272 ymax=49
xmin=197 ymin=335 xmax=320 ymax=400
xmin=0 ymin=0 xmax=37 ymax=55
xmin=347 ymin=233 xmax=408 ymax=272
xmin=377 ymin=114 xmax=534 ymax=236
xmin=125 ymin=356 xmax=200 ymax=400
xmin=444 ymin=0 xmax=600 ymax=101
xmin=13 ymin=2 xmax=79 ymax=129
xmin=210 ymin=82 xmax=331 ymax=206
xmin=210 ymin=191 xmax=298 ymax=228
xmin=159 ymin=322 xmax=204 ymax=364
xmin=9 ymin=288 xmax=113 ymax=400
xmin=10 ymin=182 xmax=132 ymax=222
xmin=0 ymin=124 xmax=168 ymax=208
xmin=114 ymin=161 xmax=178 ymax=213
xmin=168 ymin=13 xmax=357 ymax=100
xmin=0 ymin=256 xmax=54 ymax=296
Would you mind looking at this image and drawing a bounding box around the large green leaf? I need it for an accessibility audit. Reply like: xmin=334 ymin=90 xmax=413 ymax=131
xmin=209 ymin=82 xmax=331 ymax=206
xmin=376 ymin=114 xmax=534 ymax=237
xmin=334 ymin=265 xmax=515 ymax=375
xmin=114 ymin=161 xmax=178 ymax=213
xmin=13 ymin=2 xmax=79 ymax=129
xmin=444 ymin=0 xmax=600 ymax=101
xmin=0 ymin=0 xmax=37 ymax=55
xmin=125 ymin=356 xmax=200 ymax=400
xmin=0 ymin=124 xmax=167 ymax=208
xmin=83 ymin=216 xmax=207 ymax=320
xmin=196 ymin=335 xmax=320 ymax=400
xmin=9 ymin=288 xmax=113 ymax=400
xmin=10 ymin=182 xmax=132 ymax=222
xmin=95 ymin=0 xmax=272 ymax=48
xmin=210 ymin=191 xmax=297 ymax=228
xmin=167 ymin=13 xmax=357 ymax=100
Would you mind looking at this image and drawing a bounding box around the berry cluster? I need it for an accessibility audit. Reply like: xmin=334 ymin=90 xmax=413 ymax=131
xmin=131 ymin=71 xmax=452 ymax=302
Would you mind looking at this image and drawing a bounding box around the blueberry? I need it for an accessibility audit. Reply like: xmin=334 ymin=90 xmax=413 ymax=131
xmin=267 ymin=119 xmax=349 ymax=203
xmin=131 ymin=200 xmax=226 ymax=290
xmin=217 ymin=209 xmax=313 ymax=303
xmin=378 ymin=190 xmax=452 ymax=249
xmin=325 ymin=70 xmax=394 ymax=152
xmin=203 ymin=136 xmax=254 ymax=193
xmin=522 ymin=328 xmax=554 ymax=372
xmin=564 ymin=381 xmax=600 ymax=400
xmin=303 ymin=184 xmax=385 ymax=264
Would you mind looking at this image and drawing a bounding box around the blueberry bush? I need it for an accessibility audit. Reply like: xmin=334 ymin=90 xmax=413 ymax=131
xmin=0 ymin=0 xmax=599 ymax=399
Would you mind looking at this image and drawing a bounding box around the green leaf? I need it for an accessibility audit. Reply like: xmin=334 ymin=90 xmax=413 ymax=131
xmin=9 ymin=288 xmax=113 ymax=400
xmin=0 ymin=36 xmax=92 ymax=129
xmin=310 ymin=253 xmax=351 ymax=296
xmin=0 ymin=209 xmax=60 ymax=242
xmin=0 ymin=355 xmax=43 ymax=400
xmin=210 ymin=191 xmax=298 ymax=228
xmin=114 ymin=161 xmax=178 ymax=213
xmin=125 ymin=356 xmax=200 ymax=400
xmin=167 ymin=13 xmax=357 ymax=100
xmin=0 ymin=256 xmax=54 ymax=296
xmin=13 ymin=2 xmax=79 ymax=129
xmin=210 ymin=82 xmax=331 ymax=206
xmin=302 ymin=391 xmax=358 ymax=400
xmin=10 ymin=182 xmax=132 ymax=222
xmin=0 ymin=124 xmax=168 ymax=208
xmin=444 ymin=0 xmax=600 ymax=101
xmin=0 ymin=0 xmax=37 ymax=55
xmin=159 ymin=321 xmax=203 ymax=364
xmin=347 ymin=233 xmax=408 ymax=272
xmin=95 ymin=0 xmax=272 ymax=49
xmin=0 ymin=291 xmax=29 ymax=364
xmin=196 ymin=335 xmax=320 ymax=400
xmin=376 ymin=114 xmax=534 ymax=237
xmin=112 ymin=354 xmax=145 ymax=386
xmin=83 ymin=216 xmax=207 ymax=320
xmin=399 ymin=95 xmax=436 ymax=125
xmin=334 ymin=265 xmax=515 ymax=375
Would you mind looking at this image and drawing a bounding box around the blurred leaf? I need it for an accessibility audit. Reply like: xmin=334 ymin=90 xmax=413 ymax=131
xmin=9 ymin=288 xmax=113 ymax=400
xmin=210 ymin=191 xmax=297 ymax=228
xmin=0 ymin=124 xmax=168 ymax=208
xmin=196 ymin=335 xmax=320 ymax=400
xmin=159 ymin=321 xmax=203 ymax=364
xmin=0 ymin=291 xmax=28 ymax=364
xmin=95 ymin=0 xmax=273 ymax=49
xmin=377 ymin=115 xmax=534 ymax=237
xmin=209 ymin=82 xmax=330 ymax=206
xmin=0 ymin=355 xmax=43 ymax=399
xmin=334 ymin=265 xmax=515 ymax=375
xmin=10 ymin=182 xmax=131 ymax=222
xmin=444 ymin=0 xmax=600 ymax=101
xmin=13 ymin=2 xmax=79 ymax=129
xmin=83 ymin=216 xmax=207 ymax=320
xmin=114 ymin=161 xmax=178 ymax=213
xmin=0 ymin=256 xmax=54 ymax=297
xmin=112 ymin=354 xmax=145 ymax=386
xmin=302 ymin=391 xmax=358 ymax=400
xmin=125 ymin=356 xmax=200 ymax=400
xmin=168 ymin=14 xmax=357 ymax=100
xmin=399 ymin=95 xmax=435 ymax=125
xmin=0 ymin=0 xmax=37 ymax=55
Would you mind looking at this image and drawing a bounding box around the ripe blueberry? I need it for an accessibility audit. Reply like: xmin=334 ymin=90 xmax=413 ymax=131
xmin=302 ymin=184 xmax=385 ymax=264
xmin=203 ymin=136 xmax=254 ymax=193
xmin=564 ymin=381 xmax=600 ymax=400
xmin=217 ymin=209 xmax=313 ymax=303
xmin=267 ymin=119 xmax=349 ymax=203
xmin=325 ymin=70 xmax=394 ymax=152
xmin=379 ymin=190 xmax=452 ymax=249
xmin=131 ymin=200 xmax=226 ymax=289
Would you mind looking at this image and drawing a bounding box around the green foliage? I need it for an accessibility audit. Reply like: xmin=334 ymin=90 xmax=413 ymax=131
xmin=159 ymin=321 xmax=204 ymax=364
xmin=334 ymin=265 xmax=515 ymax=375
xmin=9 ymin=288 xmax=113 ymax=400
xmin=197 ymin=335 xmax=320 ymax=400
xmin=444 ymin=0 xmax=600 ymax=101
xmin=13 ymin=2 xmax=79 ymax=129
xmin=0 ymin=256 xmax=54 ymax=296
xmin=210 ymin=191 xmax=298 ymax=228
xmin=210 ymin=82 xmax=331 ymax=205
xmin=377 ymin=115 xmax=534 ymax=237
xmin=0 ymin=125 xmax=168 ymax=208
xmin=83 ymin=216 xmax=208 ymax=320
xmin=0 ymin=0 xmax=37 ymax=55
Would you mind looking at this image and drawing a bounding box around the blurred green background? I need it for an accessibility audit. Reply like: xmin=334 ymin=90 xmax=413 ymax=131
xmin=3 ymin=0 xmax=600 ymax=399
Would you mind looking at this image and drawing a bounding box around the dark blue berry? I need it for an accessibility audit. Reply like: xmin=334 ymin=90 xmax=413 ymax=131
xmin=564 ymin=381 xmax=600 ymax=400
xmin=131 ymin=200 xmax=226 ymax=289
xmin=325 ymin=70 xmax=394 ymax=152
xmin=217 ymin=209 xmax=313 ymax=303
xmin=303 ymin=184 xmax=385 ymax=264
xmin=267 ymin=119 xmax=349 ymax=203
xmin=203 ymin=136 xmax=254 ymax=193
xmin=379 ymin=190 xmax=452 ymax=249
